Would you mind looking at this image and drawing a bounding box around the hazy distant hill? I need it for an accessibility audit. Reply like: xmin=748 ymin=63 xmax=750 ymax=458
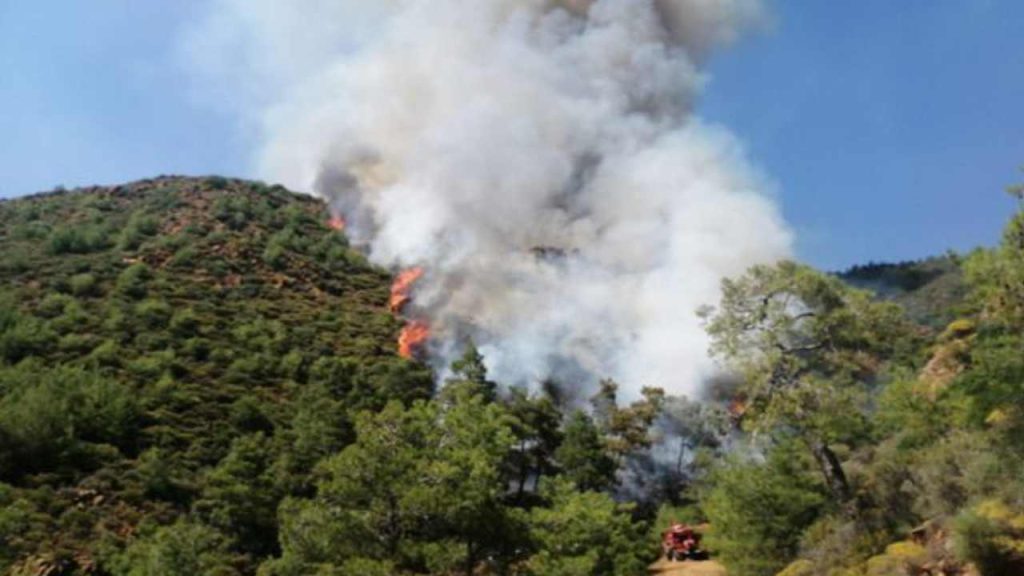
xmin=0 ymin=176 xmax=432 ymax=573
xmin=839 ymin=255 xmax=968 ymax=329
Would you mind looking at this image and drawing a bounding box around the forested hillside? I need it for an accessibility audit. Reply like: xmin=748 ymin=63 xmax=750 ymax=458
xmin=0 ymin=178 xmax=664 ymax=575
xmin=0 ymin=177 xmax=439 ymax=573
xmin=694 ymin=193 xmax=1024 ymax=576
xmin=1 ymin=177 xmax=1023 ymax=576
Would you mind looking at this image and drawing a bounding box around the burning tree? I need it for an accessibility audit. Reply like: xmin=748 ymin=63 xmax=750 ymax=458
xmin=389 ymin=267 xmax=424 ymax=314
xmin=327 ymin=214 xmax=346 ymax=231
xmin=398 ymin=320 xmax=430 ymax=360
xmin=389 ymin=267 xmax=430 ymax=360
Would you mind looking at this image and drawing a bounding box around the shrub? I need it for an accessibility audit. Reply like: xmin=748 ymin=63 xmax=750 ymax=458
xmin=213 ymin=196 xmax=252 ymax=230
xmin=50 ymin=300 xmax=91 ymax=334
xmin=0 ymin=495 xmax=45 ymax=571
xmin=205 ymin=176 xmax=229 ymax=190
xmin=0 ymin=251 xmax=29 ymax=275
xmin=118 ymin=212 xmax=160 ymax=250
xmin=135 ymin=448 xmax=184 ymax=502
xmin=526 ymin=479 xmax=648 ymax=576
xmin=909 ymin=431 xmax=1005 ymax=519
xmin=181 ymin=337 xmax=211 ymax=361
xmin=229 ymin=396 xmax=274 ymax=435
xmin=71 ymin=374 xmax=140 ymax=450
xmin=13 ymin=221 xmax=50 ymax=240
xmin=954 ymin=500 xmax=1024 ymax=574
xmin=225 ymin=353 xmax=276 ymax=384
xmin=0 ymin=367 xmax=75 ymax=475
xmin=953 ymin=333 xmax=1024 ymax=435
xmin=555 ymin=410 xmax=617 ymax=493
xmin=194 ymin=433 xmax=281 ymax=556
xmin=153 ymin=232 xmax=185 ymax=252
xmin=0 ymin=364 xmax=140 ymax=476
xmin=169 ymin=245 xmax=198 ymax=267
xmin=101 ymin=305 xmax=131 ymax=337
xmin=0 ymin=297 xmax=16 ymax=333
xmin=47 ymin=224 xmax=111 ymax=254
xmin=882 ymin=541 xmax=927 ymax=568
xmin=262 ymin=240 xmax=287 ymax=270
xmin=701 ymin=441 xmax=826 ymax=576
xmin=279 ymin=350 xmax=306 ymax=381
xmin=128 ymin=351 xmax=175 ymax=381
xmin=59 ymin=333 xmax=99 ymax=354
xmin=89 ymin=339 xmax=123 ymax=368
xmin=281 ymin=383 xmax=350 ymax=475
xmin=309 ymin=356 xmax=358 ymax=397
xmin=776 ymin=559 xmax=813 ymax=576
xmin=107 ymin=520 xmax=240 ymax=576
xmin=37 ymin=293 xmax=74 ymax=318
xmin=116 ymin=264 xmax=151 ymax=299
xmin=0 ymin=316 xmax=57 ymax=364
xmin=169 ymin=309 xmax=200 ymax=337
xmin=282 ymin=204 xmax=313 ymax=228
xmin=70 ymin=273 xmax=99 ymax=297
xmin=136 ymin=299 xmax=173 ymax=329
xmin=797 ymin=516 xmax=893 ymax=575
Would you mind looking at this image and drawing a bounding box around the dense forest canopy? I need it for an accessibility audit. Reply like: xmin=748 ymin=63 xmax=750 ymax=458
xmin=1 ymin=177 xmax=1022 ymax=576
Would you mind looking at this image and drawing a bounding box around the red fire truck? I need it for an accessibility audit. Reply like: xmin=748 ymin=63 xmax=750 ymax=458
xmin=662 ymin=523 xmax=708 ymax=562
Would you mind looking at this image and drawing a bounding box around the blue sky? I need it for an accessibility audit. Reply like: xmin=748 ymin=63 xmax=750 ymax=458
xmin=1 ymin=1 xmax=1022 ymax=270
xmin=702 ymin=1 xmax=1024 ymax=269
xmin=0 ymin=2 xmax=244 ymax=197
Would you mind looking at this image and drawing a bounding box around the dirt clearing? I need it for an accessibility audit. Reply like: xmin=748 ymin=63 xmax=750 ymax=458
xmin=649 ymin=558 xmax=727 ymax=576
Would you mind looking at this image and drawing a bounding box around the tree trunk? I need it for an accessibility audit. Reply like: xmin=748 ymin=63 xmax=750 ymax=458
xmin=675 ymin=437 xmax=688 ymax=477
xmin=809 ymin=439 xmax=852 ymax=507
xmin=515 ymin=441 xmax=529 ymax=502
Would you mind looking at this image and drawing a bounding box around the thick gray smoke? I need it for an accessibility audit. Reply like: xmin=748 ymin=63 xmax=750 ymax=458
xmin=183 ymin=0 xmax=792 ymax=398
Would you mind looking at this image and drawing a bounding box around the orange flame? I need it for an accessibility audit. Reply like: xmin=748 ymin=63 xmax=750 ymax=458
xmin=390 ymin=267 xmax=424 ymax=313
xmin=328 ymin=215 xmax=346 ymax=231
xmin=390 ymin=267 xmax=429 ymax=359
xmin=398 ymin=320 xmax=431 ymax=359
xmin=728 ymin=397 xmax=748 ymax=420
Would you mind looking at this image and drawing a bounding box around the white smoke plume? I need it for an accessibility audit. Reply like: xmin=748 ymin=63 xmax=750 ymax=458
xmin=182 ymin=0 xmax=792 ymax=399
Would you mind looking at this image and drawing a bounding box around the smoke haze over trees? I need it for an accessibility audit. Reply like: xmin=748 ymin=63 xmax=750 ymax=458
xmin=0 ymin=1 xmax=1023 ymax=575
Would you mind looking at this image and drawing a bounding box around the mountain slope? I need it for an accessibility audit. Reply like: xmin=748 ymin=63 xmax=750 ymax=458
xmin=0 ymin=176 xmax=432 ymax=573
xmin=839 ymin=255 xmax=968 ymax=329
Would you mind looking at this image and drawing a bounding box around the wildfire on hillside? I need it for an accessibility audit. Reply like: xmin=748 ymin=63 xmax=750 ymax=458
xmin=209 ymin=0 xmax=796 ymax=398
xmin=389 ymin=267 xmax=424 ymax=313
xmin=327 ymin=214 xmax=346 ymax=231
xmin=728 ymin=396 xmax=748 ymax=422
xmin=398 ymin=319 xmax=431 ymax=360
xmin=390 ymin=267 xmax=430 ymax=359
